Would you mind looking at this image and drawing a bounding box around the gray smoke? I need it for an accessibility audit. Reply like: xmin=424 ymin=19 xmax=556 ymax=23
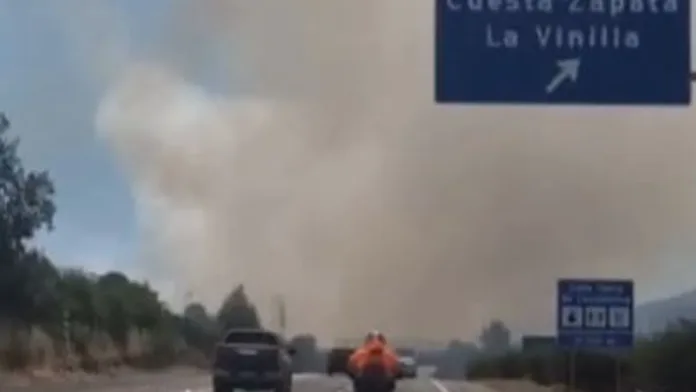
xmin=54 ymin=0 xmax=696 ymax=343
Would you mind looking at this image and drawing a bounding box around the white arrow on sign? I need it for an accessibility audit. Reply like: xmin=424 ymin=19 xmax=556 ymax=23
xmin=545 ymin=58 xmax=581 ymax=94
xmin=446 ymin=0 xmax=462 ymax=10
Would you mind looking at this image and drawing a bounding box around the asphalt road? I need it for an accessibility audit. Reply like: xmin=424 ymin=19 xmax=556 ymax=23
xmin=2 ymin=371 xmax=503 ymax=392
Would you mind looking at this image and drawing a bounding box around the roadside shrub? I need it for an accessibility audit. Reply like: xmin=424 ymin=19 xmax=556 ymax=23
xmin=467 ymin=325 xmax=695 ymax=392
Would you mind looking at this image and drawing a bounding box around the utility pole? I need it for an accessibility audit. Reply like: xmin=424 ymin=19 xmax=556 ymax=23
xmin=274 ymin=295 xmax=287 ymax=336
xmin=63 ymin=309 xmax=72 ymax=360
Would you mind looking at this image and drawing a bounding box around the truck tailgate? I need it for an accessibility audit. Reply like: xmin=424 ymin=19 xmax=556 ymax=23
xmin=215 ymin=344 xmax=281 ymax=371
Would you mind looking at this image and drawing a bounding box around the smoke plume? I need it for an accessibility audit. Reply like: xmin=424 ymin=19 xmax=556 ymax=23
xmin=71 ymin=0 xmax=696 ymax=342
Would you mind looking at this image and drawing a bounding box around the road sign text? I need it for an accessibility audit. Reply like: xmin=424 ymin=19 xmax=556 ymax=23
xmin=436 ymin=0 xmax=691 ymax=104
xmin=556 ymin=279 xmax=634 ymax=349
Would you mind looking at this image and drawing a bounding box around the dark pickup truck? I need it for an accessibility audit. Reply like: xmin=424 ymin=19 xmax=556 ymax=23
xmin=212 ymin=329 xmax=295 ymax=392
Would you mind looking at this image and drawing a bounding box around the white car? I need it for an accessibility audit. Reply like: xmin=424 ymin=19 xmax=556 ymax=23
xmin=398 ymin=356 xmax=417 ymax=378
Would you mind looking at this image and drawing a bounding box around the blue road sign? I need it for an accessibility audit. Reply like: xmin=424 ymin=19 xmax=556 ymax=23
xmin=556 ymin=279 xmax=634 ymax=349
xmin=435 ymin=0 xmax=691 ymax=105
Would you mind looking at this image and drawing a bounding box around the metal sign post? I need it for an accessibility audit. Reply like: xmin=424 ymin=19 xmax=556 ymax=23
xmin=273 ymin=295 xmax=287 ymax=336
xmin=615 ymin=355 xmax=621 ymax=392
xmin=557 ymin=279 xmax=634 ymax=392
xmin=63 ymin=309 xmax=72 ymax=358
xmin=569 ymin=350 xmax=576 ymax=392
xmin=435 ymin=0 xmax=691 ymax=105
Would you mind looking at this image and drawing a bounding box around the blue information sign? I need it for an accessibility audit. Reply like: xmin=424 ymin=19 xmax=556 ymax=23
xmin=556 ymin=279 xmax=634 ymax=349
xmin=435 ymin=0 xmax=691 ymax=105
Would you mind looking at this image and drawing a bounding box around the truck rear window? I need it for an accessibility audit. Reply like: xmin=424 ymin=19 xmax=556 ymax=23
xmin=224 ymin=331 xmax=280 ymax=345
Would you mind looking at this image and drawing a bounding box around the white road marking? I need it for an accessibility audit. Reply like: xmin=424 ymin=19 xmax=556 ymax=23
xmin=430 ymin=379 xmax=451 ymax=392
xmin=293 ymin=372 xmax=326 ymax=379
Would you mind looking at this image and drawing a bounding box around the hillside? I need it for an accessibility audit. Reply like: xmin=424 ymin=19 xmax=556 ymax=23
xmin=636 ymin=288 xmax=696 ymax=335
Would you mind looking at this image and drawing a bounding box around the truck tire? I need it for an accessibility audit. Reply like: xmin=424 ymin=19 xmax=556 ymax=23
xmin=212 ymin=380 xmax=227 ymax=392
xmin=212 ymin=384 xmax=228 ymax=392
xmin=275 ymin=378 xmax=292 ymax=392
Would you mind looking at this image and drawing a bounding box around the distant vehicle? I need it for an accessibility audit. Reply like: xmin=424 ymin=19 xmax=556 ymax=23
xmin=326 ymin=347 xmax=355 ymax=375
xmin=397 ymin=356 xmax=417 ymax=378
xmin=212 ymin=328 xmax=295 ymax=392
xmin=395 ymin=348 xmax=416 ymax=358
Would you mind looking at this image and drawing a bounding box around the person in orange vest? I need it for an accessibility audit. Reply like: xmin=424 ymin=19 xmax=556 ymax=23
xmin=347 ymin=330 xmax=401 ymax=380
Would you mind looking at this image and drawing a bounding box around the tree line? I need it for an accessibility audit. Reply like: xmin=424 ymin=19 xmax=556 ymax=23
xmin=7 ymin=107 xmax=693 ymax=389
xmin=466 ymin=318 xmax=696 ymax=392
xmin=0 ymin=113 xmax=264 ymax=371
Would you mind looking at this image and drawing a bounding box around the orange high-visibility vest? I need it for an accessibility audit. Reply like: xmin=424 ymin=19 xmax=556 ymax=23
xmin=347 ymin=339 xmax=399 ymax=376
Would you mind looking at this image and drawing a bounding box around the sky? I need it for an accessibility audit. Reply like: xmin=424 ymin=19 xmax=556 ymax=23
xmin=1 ymin=1 xmax=696 ymax=342
xmin=0 ymin=0 xmax=163 ymax=285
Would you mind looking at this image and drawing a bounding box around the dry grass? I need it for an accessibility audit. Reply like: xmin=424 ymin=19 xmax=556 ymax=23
xmin=0 ymin=323 xmax=205 ymax=374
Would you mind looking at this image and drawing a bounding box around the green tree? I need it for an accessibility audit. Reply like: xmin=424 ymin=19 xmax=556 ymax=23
xmin=216 ymin=285 xmax=261 ymax=331
xmin=184 ymin=303 xmax=218 ymax=333
xmin=127 ymin=281 xmax=165 ymax=332
xmin=632 ymin=319 xmax=696 ymax=391
xmin=0 ymin=113 xmax=57 ymax=320
xmin=479 ymin=319 xmax=511 ymax=356
xmin=184 ymin=303 xmax=211 ymax=326
xmin=60 ymin=269 xmax=101 ymax=329
xmin=180 ymin=302 xmax=219 ymax=354
xmin=97 ymin=272 xmax=134 ymax=350
xmin=9 ymin=250 xmax=62 ymax=327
